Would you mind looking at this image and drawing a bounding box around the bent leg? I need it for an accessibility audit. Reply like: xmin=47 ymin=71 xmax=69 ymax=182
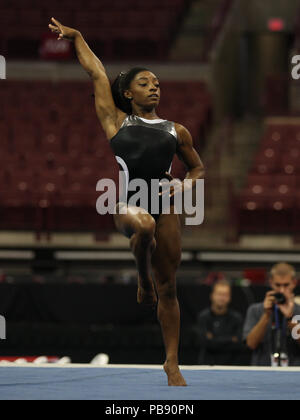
xmin=113 ymin=202 xmax=157 ymax=305
xmin=151 ymin=211 xmax=186 ymax=386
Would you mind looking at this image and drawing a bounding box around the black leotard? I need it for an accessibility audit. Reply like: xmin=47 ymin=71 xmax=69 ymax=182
xmin=109 ymin=115 xmax=178 ymax=221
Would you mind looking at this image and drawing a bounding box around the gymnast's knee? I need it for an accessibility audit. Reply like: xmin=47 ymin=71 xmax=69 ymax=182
xmin=130 ymin=222 xmax=155 ymax=253
xmin=135 ymin=217 xmax=156 ymax=241
xmin=156 ymin=281 xmax=177 ymax=300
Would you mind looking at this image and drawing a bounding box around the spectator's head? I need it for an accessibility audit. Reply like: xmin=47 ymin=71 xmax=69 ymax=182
xmin=210 ymin=280 xmax=232 ymax=313
xmin=269 ymin=262 xmax=297 ymax=295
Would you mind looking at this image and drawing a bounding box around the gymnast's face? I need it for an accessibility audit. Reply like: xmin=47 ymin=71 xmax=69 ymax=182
xmin=124 ymin=71 xmax=161 ymax=109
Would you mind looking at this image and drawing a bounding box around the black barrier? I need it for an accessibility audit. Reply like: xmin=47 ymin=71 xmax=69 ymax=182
xmin=0 ymin=284 xmax=278 ymax=324
xmin=0 ymin=284 xmax=297 ymax=364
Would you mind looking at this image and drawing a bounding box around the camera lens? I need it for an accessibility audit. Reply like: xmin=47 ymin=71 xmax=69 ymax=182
xmin=274 ymin=293 xmax=286 ymax=305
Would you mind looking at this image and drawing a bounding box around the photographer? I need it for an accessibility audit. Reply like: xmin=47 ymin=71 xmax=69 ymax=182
xmin=243 ymin=263 xmax=300 ymax=366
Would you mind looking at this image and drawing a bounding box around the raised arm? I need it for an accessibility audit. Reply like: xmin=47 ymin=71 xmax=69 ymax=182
xmin=48 ymin=17 xmax=126 ymax=140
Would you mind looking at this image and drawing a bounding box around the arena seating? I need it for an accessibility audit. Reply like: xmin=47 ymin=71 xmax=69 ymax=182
xmin=235 ymin=123 xmax=300 ymax=235
xmin=0 ymin=80 xmax=212 ymax=235
xmin=0 ymin=0 xmax=190 ymax=60
xmin=263 ymin=75 xmax=289 ymax=116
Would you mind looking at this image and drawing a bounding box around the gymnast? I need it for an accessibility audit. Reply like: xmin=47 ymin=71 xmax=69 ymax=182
xmin=48 ymin=18 xmax=205 ymax=386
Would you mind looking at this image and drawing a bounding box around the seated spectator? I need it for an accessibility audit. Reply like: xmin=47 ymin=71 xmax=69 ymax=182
xmin=243 ymin=262 xmax=300 ymax=366
xmin=195 ymin=280 xmax=244 ymax=365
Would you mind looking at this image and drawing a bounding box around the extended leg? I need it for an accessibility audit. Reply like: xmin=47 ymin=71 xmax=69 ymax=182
xmin=151 ymin=212 xmax=186 ymax=386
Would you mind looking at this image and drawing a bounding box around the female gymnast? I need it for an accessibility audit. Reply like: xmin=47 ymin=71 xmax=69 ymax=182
xmin=48 ymin=18 xmax=205 ymax=386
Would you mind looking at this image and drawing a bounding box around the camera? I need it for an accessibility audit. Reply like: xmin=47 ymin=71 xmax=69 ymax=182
xmin=273 ymin=293 xmax=286 ymax=305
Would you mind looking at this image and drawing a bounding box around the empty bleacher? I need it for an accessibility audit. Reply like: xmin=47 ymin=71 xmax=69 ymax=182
xmin=0 ymin=0 xmax=191 ymax=60
xmin=235 ymin=121 xmax=300 ymax=236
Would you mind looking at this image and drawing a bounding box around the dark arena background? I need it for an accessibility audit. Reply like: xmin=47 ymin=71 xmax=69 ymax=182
xmin=1 ymin=0 xmax=300 ymax=401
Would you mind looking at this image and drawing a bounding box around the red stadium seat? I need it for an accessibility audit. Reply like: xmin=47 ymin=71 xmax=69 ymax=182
xmin=272 ymin=175 xmax=297 ymax=189
xmin=11 ymin=123 xmax=38 ymax=151
xmin=3 ymin=172 xmax=38 ymax=193
xmin=287 ymin=126 xmax=300 ymax=144
xmin=67 ymin=170 xmax=100 ymax=193
xmin=0 ymin=191 xmax=39 ymax=230
xmin=237 ymin=193 xmax=266 ymax=233
xmin=0 ymin=170 xmax=9 ymax=190
xmin=0 ymin=9 xmax=18 ymax=26
xmin=65 ymin=125 xmax=86 ymax=154
xmin=246 ymin=175 xmax=272 ymax=192
xmin=252 ymin=158 xmax=280 ymax=174
xmin=265 ymin=193 xmax=295 ymax=233
xmin=260 ymin=136 xmax=284 ymax=151
xmin=19 ymin=10 xmax=44 ymax=24
xmin=280 ymin=155 xmax=300 ymax=175
xmin=39 ymin=129 xmax=66 ymax=153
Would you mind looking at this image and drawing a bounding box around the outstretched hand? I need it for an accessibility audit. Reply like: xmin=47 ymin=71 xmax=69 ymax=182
xmin=48 ymin=17 xmax=79 ymax=41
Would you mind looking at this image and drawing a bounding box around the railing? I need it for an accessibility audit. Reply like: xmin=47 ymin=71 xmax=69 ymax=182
xmin=293 ymin=1 xmax=300 ymax=51
xmin=201 ymin=0 xmax=234 ymax=62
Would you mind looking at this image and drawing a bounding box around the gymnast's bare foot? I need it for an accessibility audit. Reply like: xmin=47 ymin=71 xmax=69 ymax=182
xmin=164 ymin=359 xmax=187 ymax=386
xmin=137 ymin=275 xmax=157 ymax=306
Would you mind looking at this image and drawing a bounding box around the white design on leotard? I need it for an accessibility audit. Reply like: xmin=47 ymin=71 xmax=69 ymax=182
xmin=115 ymin=155 xmax=129 ymax=202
